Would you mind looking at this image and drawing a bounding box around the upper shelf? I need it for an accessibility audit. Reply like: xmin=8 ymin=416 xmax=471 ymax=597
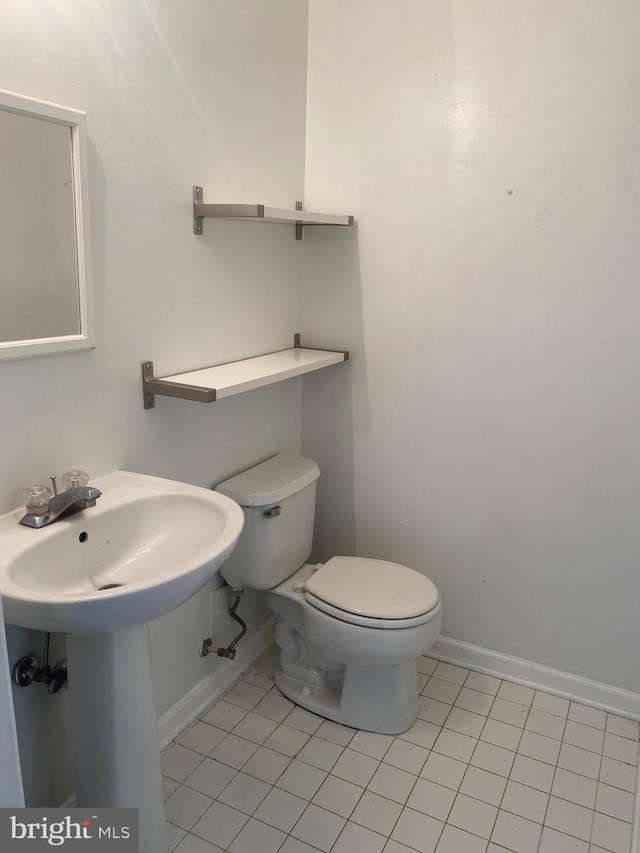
xmin=193 ymin=186 xmax=354 ymax=238
xmin=142 ymin=335 xmax=348 ymax=409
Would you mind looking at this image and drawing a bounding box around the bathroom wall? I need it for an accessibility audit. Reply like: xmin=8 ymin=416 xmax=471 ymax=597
xmin=303 ymin=0 xmax=640 ymax=693
xmin=0 ymin=0 xmax=309 ymax=805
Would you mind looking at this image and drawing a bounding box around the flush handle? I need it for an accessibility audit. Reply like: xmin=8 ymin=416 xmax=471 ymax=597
xmin=262 ymin=505 xmax=281 ymax=519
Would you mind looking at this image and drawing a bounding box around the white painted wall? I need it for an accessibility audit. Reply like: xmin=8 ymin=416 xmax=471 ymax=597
xmin=0 ymin=0 xmax=308 ymax=805
xmin=303 ymin=0 xmax=640 ymax=692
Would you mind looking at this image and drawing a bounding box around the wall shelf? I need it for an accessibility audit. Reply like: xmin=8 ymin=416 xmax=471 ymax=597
xmin=142 ymin=335 xmax=348 ymax=409
xmin=193 ymin=186 xmax=354 ymax=238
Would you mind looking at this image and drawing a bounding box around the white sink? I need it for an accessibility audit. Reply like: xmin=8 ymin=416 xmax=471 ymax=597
xmin=0 ymin=470 xmax=245 ymax=634
xmin=0 ymin=469 xmax=245 ymax=853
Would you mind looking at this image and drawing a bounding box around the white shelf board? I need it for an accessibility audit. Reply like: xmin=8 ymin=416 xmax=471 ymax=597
xmin=215 ymin=205 xmax=353 ymax=227
xmin=145 ymin=346 xmax=347 ymax=406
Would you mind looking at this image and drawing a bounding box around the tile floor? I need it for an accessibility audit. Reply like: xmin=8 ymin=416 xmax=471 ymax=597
xmin=162 ymin=649 xmax=639 ymax=853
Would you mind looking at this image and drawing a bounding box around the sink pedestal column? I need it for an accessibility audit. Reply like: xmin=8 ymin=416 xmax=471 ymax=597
xmin=66 ymin=625 xmax=167 ymax=853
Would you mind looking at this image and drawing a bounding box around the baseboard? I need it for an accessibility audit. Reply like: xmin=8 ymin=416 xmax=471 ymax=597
xmin=157 ymin=617 xmax=276 ymax=749
xmin=431 ymin=636 xmax=640 ymax=720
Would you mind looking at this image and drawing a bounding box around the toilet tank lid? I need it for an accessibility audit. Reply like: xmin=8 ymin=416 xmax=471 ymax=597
xmin=215 ymin=454 xmax=320 ymax=506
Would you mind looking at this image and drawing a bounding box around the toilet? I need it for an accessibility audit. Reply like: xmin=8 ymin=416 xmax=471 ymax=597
xmin=216 ymin=454 xmax=442 ymax=734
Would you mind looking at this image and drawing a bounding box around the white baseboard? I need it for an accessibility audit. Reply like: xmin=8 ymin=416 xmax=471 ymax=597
xmin=431 ymin=636 xmax=640 ymax=720
xmin=157 ymin=617 xmax=276 ymax=749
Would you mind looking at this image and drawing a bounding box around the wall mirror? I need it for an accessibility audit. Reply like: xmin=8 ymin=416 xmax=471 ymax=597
xmin=0 ymin=90 xmax=93 ymax=361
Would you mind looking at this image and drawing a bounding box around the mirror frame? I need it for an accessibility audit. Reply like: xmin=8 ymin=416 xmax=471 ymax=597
xmin=0 ymin=90 xmax=94 ymax=361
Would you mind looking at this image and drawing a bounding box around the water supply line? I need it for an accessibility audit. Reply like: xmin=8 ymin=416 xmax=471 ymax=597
xmin=200 ymin=588 xmax=247 ymax=661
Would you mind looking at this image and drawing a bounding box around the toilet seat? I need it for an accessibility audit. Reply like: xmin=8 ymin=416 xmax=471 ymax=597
xmin=304 ymin=556 xmax=440 ymax=630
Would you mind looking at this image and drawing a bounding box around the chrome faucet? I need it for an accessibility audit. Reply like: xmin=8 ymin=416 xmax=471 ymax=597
xmin=20 ymin=470 xmax=102 ymax=529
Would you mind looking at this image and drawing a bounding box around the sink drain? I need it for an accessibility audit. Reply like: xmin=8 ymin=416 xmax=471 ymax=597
xmin=98 ymin=583 xmax=123 ymax=591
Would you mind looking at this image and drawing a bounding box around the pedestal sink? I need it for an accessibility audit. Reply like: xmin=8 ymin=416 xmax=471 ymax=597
xmin=0 ymin=470 xmax=245 ymax=853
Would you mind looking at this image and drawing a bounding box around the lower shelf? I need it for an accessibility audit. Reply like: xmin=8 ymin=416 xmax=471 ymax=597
xmin=142 ymin=336 xmax=348 ymax=409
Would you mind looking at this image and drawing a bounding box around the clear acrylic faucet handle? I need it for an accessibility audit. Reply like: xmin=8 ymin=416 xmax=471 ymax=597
xmin=61 ymin=470 xmax=90 ymax=490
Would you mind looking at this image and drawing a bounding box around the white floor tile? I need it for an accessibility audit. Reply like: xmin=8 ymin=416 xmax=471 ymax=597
xmin=544 ymin=796 xmax=593 ymax=842
xmin=201 ymin=700 xmax=248 ymax=731
xmin=209 ymin=734 xmax=258 ymax=769
xmin=605 ymin=715 xmax=639 ymax=741
xmin=419 ymin=697 xmax=453 ymax=726
xmin=384 ymin=840 xmax=419 ymax=853
xmin=448 ymin=792 xmax=498 ymax=839
xmin=227 ymin=818 xmax=286 ymax=853
xmin=558 ymin=743 xmax=601 ymax=780
xmin=162 ymin=745 xmax=205 ymax=783
xmin=167 ymin=823 xmax=187 ymax=851
xmin=489 ymin=698 xmax=528 ymax=728
xmin=470 ymin=741 xmax=516 ymax=778
xmin=368 ymin=762 xmax=417 ymax=804
xmin=465 ymin=672 xmax=501 ymax=697
xmin=422 ymin=678 xmax=462 ymax=705
xmin=517 ymin=730 xmax=561 ymax=766
xmin=603 ymin=732 xmax=638 ymax=765
xmin=481 ymin=718 xmax=522 ymax=752
xmin=436 ymin=825 xmax=488 ymax=852
xmin=391 ymin=807 xmax=445 ymax=853
xmin=253 ymin=787 xmax=307 ymax=832
xmin=232 ymin=712 xmax=279 ymax=744
xmin=552 ymin=767 xmax=597 ymax=809
xmin=491 ymin=810 xmax=542 ymax=853
xmin=383 ymin=738 xmax=430 ymax=774
xmin=164 ymin=776 xmax=180 ymax=800
xmin=184 ymin=758 xmax=236 ymax=799
xmin=263 ymin=724 xmax=310 ymax=758
xmin=191 ymin=802 xmax=247 ymax=849
xmin=177 ymin=722 xmax=227 ymax=756
xmin=496 ymin=683 xmax=535 ymax=708
xmin=525 ymin=709 xmax=566 ymax=741
xmin=350 ymin=729 xmax=395 ymax=759
xmin=174 ymin=834 xmax=224 ymax=853
xmin=417 ymin=657 xmax=438 ymax=676
xmin=460 ymin=765 xmax=507 ymax=807
xmin=408 ymin=777 xmax=456 ymax=823
xmin=217 ymin=771 xmax=271 ymax=815
xmin=599 ymin=757 xmax=637 ymax=793
xmin=315 ymin=719 xmax=356 ymax=747
xmin=243 ymin=671 xmax=274 ymax=692
xmin=501 ymin=780 xmax=548 ymax=823
xmin=433 ymin=661 xmax=469 ymax=685
xmin=590 ymin=812 xmax=632 ymax=853
xmin=509 ymin=754 xmax=555 ymax=793
xmin=275 ymin=759 xmax=328 ymax=800
xmin=563 ymin=720 xmax=605 ymax=755
xmin=531 ymin=692 xmax=570 ymax=718
xmin=332 ymin=820 xmax=387 ymax=853
xmin=165 ymin=787 xmax=214 ymax=831
xmin=445 ymin=706 xmax=486 ymax=739
xmin=455 ymin=687 xmax=495 ymax=717
xmin=538 ymin=826 xmax=588 ymax=852
xmin=284 ymin=706 xmax=324 ymax=735
xmin=331 ymin=748 xmax=380 ymax=787
xmin=568 ymin=703 xmax=606 ymax=731
xmin=595 ymin=782 xmax=635 ymax=823
xmin=279 ymin=837 xmax=322 ymax=853
xmin=290 ymin=803 xmax=346 ymax=852
xmin=421 ymin=752 xmax=468 ymax=790
xmin=352 ymin=790 xmax=404 ymax=835
xmin=312 ymin=774 xmax=364 ymax=818
xmin=225 ymin=681 xmax=268 ymax=710
xmin=240 ymin=745 xmax=290 ymax=784
xmin=433 ymin=727 xmax=478 ymax=762
xmin=252 ymin=692 xmax=295 ymax=722
xmin=398 ymin=719 xmax=440 ymax=750
xmin=297 ymin=735 xmax=344 ymax=771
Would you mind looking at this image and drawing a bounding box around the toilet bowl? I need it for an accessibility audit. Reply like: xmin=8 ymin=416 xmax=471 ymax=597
xmin=216 ymin=454 xmax=442 ymax=733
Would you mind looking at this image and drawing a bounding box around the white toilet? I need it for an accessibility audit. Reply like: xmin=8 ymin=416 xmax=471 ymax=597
xmin=216 ymin=454 xmax=441 ymax=734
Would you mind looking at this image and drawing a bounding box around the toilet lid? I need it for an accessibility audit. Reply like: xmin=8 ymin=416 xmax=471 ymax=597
xmin=304 ymin=556 xmax=439 ymax=621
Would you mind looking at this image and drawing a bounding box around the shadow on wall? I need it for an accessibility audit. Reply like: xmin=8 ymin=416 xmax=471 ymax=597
xmin=301 ymin=225 xmax=366 ymax=563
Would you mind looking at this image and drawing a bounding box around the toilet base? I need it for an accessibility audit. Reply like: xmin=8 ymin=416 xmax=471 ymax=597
xmin=274 ymin=658 xmax=419 ymax=734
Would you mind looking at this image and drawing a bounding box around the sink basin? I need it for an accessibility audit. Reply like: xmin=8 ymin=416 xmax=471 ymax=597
xmin=0 ymin=470 xmax=244 ymax=634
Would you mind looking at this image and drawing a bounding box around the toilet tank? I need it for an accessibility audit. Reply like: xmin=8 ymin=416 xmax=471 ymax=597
xmin=215 ymin=454 xmax=320 ymax=590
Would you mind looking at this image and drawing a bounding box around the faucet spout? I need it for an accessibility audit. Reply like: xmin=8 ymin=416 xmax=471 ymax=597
xmin=20 ymin=486 xmax=102 ymax=529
